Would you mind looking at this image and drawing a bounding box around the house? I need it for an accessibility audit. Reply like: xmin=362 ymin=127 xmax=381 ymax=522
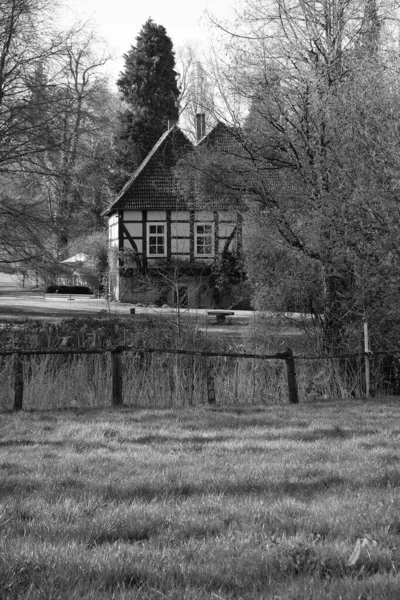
xmin=104 ymin=117 xmax=244 ymax=308
xmin=56 ymin=253 xmax=88 ymax=287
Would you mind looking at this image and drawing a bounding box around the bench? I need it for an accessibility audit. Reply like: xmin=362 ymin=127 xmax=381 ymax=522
xmin=207 ymin=310 xmax=235 ymax=325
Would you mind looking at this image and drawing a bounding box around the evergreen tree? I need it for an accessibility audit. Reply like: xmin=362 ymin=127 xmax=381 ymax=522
xmin=113 ymin=19 xmax=180 ymax=190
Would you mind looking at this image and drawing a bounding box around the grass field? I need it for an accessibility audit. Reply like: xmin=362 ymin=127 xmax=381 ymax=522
xmin=1 ymin=401 xmax=400 ymax=599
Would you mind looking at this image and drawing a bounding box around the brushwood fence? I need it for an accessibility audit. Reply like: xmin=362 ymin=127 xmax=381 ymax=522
xmin=0 ymin=346 xmax=398 ymax=411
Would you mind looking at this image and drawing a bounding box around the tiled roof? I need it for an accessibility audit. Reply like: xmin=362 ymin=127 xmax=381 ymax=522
xmin=104 ymin=125 xmax=193 ymax=215
xmin=188 ymin=122 xmax=243 ymax=211
xmin=105 ymin=121 xmax=290 ymax=216
xmin=194 ymin=121 xmax=299 ymax=202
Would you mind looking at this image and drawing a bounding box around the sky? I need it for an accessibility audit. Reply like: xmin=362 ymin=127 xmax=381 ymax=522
xmin=64 ymin=0 xmax=236 ymax=86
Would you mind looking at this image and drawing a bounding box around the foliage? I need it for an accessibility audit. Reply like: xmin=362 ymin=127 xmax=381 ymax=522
xmin=210 ymin=251 xmax=246 ymax=306
xmin=113 ymin=19 xmax=180 ymax=190
xmin=115 ymin=250 xmax=212 ymax=285
xmin=115 ymin=247 xmax=142 ymax=277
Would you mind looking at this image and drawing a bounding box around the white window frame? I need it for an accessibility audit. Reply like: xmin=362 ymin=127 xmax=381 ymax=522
xmin=147 ymin=222 xmax=166 ymax=257
xmin=195 ymin=222 xmax=214 ymax=257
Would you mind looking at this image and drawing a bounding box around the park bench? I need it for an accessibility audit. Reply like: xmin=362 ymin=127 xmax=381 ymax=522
xmin=207 ymin=310 xmax=235 ymax=325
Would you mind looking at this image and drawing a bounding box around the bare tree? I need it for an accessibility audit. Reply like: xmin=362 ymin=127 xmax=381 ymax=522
xmin=0 ymin=174 xmax=54 ymax=267
xmin=0 ymin=0 xmax=80 ymax=172
xmin=41 ymin=33 xmax=114 ymax=251
xmin=176 ymin=45 xmax=218 ymax=139
xmin=182 ymin=0 xmax=400 ymax=350
xmin=0 ymin=1 xmax=115 ymax=267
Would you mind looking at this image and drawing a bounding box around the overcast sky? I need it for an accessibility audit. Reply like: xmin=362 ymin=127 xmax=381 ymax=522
xmin=64 ymin=0 xmax=236 ymax=85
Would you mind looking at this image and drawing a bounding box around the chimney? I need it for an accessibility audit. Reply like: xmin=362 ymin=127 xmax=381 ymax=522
xmin=196 ymin=112 xmax=206 ymax=141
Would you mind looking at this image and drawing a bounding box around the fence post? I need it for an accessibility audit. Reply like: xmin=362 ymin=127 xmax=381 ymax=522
xmin=364 ymin=322 xmax=370 ymax=398
xmin=206 ymin=358 xmax=216 ymax=404
xmin=111 ymin=347 xmax=123 ymax=406
xmin=12 ymin=352 xmax=24 ymax=411
xmin=283 ymin=348 xmax=299 ymax=404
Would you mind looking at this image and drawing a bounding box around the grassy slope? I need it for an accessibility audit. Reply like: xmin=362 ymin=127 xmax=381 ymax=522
xmin=1 ymin=401 xmax=400 ymax=599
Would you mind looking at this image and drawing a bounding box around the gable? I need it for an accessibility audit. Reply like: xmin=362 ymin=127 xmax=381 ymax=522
xmin=196 ymin=121 xmax=238 ymax=152
xmin=179 ymin=122 xmax=243 ymax=212
xmin=105 ymin=126 xmax=193 ymax=214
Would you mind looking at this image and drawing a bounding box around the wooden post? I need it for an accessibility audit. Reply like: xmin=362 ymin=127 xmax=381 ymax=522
xmin=111 ymin=348 xmax=123 ymax=406
xmin=12 ymin=352 xmax=24 ymax=411
xmin=189 ymin=354 xmax=195 ymax=406
xmin=364 ymin=322 xmax=370 ymax=398
xmin=206 ymin=358 xmax=216 ymax=404
xmin=284 ymin=348 xmax=299 ymax=404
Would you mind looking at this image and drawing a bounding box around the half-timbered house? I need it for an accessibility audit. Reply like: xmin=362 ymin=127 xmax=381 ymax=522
xmin=105 ymin=117 xmax=243 ymax=308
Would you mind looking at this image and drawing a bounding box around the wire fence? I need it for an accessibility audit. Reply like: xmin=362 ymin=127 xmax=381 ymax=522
xmin=0 ymin=345 xmax=399 ymax=411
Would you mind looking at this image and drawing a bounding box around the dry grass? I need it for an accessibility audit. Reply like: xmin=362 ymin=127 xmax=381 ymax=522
xmin=1 ymin=401 xmax=400 ymax=598
xmin=0 ymin=350 xmax=366 ymax=411
xmin=0 ymin=312 xmax=378 ymax=409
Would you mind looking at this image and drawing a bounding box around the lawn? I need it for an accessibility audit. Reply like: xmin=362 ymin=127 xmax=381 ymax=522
xmin=1 ymin=401 xmax=400 ymax=599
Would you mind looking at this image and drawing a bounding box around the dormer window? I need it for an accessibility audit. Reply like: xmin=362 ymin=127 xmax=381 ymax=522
xmin=195 ymin=223 xmax=214 ymax=257
xmin=147 ymin=223 xmax=166 ymax=257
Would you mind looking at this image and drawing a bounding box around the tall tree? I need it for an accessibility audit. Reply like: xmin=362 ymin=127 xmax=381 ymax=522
xmin=113 ymin=19 xmax=180 ymax=190
xmin=0 ymin=0 xmax=73 ymax=268
xmin=0 ymin=0 xmax=115 ymax=266
xmin=0 ymin=0 xmax=75 ymax=174
xmin=182 ymin=0 xmax=400 ymax=352
xmin=38 ymin=35 xmax=114 ymax=253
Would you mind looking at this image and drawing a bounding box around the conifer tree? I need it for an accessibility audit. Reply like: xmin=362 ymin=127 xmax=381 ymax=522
xmin=113 ymin=19 xmax=180 ymax=190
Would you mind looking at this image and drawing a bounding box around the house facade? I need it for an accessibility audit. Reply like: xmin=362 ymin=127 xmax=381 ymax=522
xmin=105 ymin=121 xmax=244 ymax=308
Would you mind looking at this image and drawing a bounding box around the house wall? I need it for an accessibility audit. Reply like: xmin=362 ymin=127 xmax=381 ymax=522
xmin=119 ymin=275 xmax=215 ymax=308
xmin=120 ymin=209 xmax=238 ymax=265
xmin=108 ymin=213 xmax=120 ymax=300
xmin=108 ymin=213 xmax=119 ymax=247
xmin=111 ymin=208 xmax=242 ymax=307
xmin=118 ymin=275 xmax=248 ymax=309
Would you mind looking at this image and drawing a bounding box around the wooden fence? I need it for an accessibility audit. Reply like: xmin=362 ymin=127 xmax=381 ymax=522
xmin=1 ymin=346 xmax=299 ymax=411
xmin=1 ymin=345 xmax=398 ymax=411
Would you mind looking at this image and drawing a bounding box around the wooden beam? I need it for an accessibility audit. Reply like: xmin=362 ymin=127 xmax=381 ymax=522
xmin=166 ymin=210 xmax=171 ymax=262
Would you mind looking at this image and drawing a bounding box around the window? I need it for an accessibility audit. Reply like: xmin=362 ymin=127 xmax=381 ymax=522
xmin=147 ymin=223 xmax=166 ymax=256
xmin=195 ymin=223 xmax=214 ymax=256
